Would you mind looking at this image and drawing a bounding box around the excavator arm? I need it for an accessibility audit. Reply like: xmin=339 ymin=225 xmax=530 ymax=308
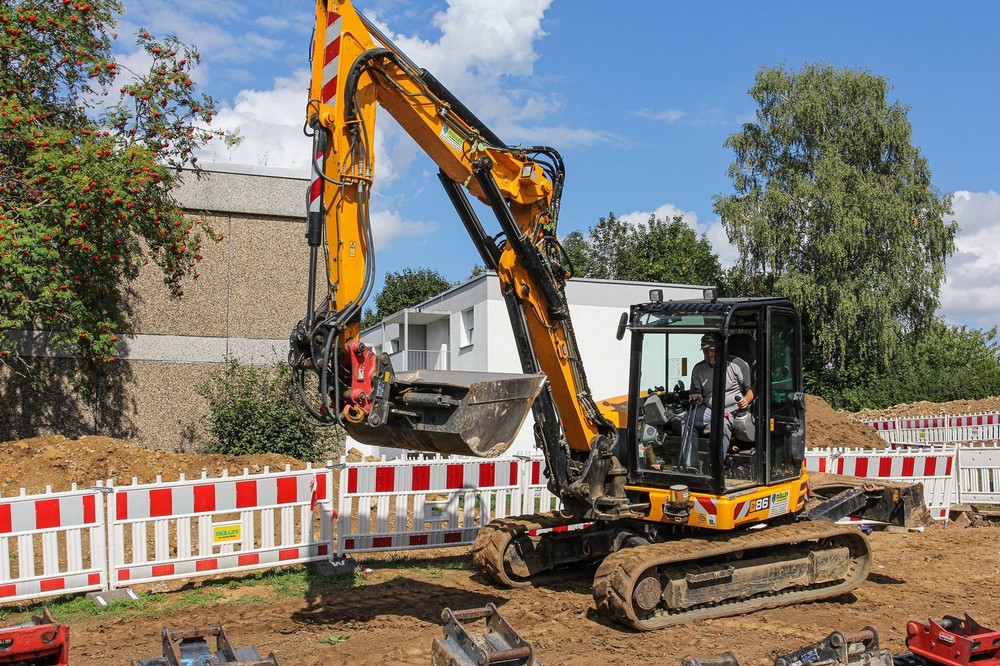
xmin=288 ymin=0 xmax=631 ymax=519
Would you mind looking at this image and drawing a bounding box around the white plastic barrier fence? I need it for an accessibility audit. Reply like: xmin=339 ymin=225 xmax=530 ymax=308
xmin=863 ymin=412 xmax=1000 ymax=446
xmin=804 ymin=445 xmax=956 ymax=520
xmin=337 ymin=447 xmax=965 ymax=555
xmin=107 ymin=464 xmax=334 ymax=589
xmin=0 ymin=484 xmax=107 ymax=604
xmin=956 ymin=443 xmax=1000 ymax=504
xmin=337 ymin=455 xmax=559 ymax=554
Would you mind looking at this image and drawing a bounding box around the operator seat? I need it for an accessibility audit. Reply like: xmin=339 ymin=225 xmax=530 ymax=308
xmin=727 ymin=332 xmax=757 ymax=449
xmin=727 ymin=333 xmax=756 ymax=374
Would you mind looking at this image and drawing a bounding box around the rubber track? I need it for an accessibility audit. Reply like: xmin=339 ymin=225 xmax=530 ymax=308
xmin=472 ymin=513 xmax=579 ymax=587
xmin=592 ymin=521 xmax=871 ymax=631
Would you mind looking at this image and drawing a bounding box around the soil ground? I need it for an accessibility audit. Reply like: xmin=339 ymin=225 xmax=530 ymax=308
xmin=2 ymin=395 xmax=999 ymax=665
xmin=65 ymin=523 xmax=1000 ymax=666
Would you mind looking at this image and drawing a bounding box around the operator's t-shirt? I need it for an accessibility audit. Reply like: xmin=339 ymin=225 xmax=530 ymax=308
xmin=691 ymin=356 xmax=751 ymax=411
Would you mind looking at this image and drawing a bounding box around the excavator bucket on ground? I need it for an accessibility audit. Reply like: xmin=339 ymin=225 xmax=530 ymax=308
xmin=431 ymin=604 xmax=541 ymax=666
xmin=131 ymin=624 xmax=279 ymax=666
xmin=344 ymin=370 xmax=547 ymax=457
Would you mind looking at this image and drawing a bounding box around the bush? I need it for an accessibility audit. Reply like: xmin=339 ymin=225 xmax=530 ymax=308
xmin=197 ymin=359 xmax=340 ymax=460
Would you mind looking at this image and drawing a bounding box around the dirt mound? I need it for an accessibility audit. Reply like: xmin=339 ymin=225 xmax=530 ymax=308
xmin=0 ymin=434 xmax=307 ymax=495
xmin=852 ymin=395 xmax=1000 ymax=421
xmin=805 ymin=394 xmax=887 ymax=449
xmin=0 ymin=396 xmax=885 ymax=497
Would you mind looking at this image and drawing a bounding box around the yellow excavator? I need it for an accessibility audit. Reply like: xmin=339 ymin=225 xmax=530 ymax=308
xmin=288 ymin=0 xmax=923 ymax=631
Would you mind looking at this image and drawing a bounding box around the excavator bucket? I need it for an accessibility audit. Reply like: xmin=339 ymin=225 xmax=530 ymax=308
xmin=344 ymin=369 xmax=547 ymax=457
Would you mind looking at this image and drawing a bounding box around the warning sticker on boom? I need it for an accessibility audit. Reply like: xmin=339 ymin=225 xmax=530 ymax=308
xmin=440 ymin=125 xmax=464 ymax=153
xmin=769 ymin=490 xmax=790 ymax=518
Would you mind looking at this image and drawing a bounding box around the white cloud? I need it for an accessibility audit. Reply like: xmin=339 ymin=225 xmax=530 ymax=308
xmin=939 ymin=190 xmax=1000 ymax=329
xmin=198 ymin=70 xmax=311 ymax=169
xmin=632 ymin=109 xmax=687 ymax=124
xmin=369 ymin=210 xmax=438 ymax=251
xmin=368 ymin=0 xmax=605 ymax=144
xmin=618 ymin=204 xmax=739 ymax=267
xmin=191 ymin=1 xmax=605 ymax=190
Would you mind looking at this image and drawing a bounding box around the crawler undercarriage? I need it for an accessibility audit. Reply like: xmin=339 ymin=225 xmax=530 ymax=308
xmin=473 ymin=513 xmax=871 ymax=631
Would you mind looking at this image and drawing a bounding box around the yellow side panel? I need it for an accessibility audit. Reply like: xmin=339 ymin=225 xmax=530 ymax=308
xmin=632 ymin=475 xmax=808 ymax=531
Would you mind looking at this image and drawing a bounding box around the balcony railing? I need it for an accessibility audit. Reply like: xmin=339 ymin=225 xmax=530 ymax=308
xmin=388 ymin=349 xmax=449 ymax=372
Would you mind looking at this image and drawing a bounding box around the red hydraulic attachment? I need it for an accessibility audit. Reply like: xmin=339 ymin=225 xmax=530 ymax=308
xmin=0 ymin=608 xmax=69 ymax=665
xmin=340 ymin=340 xmax=379 ymax=423
xmin=906 ymin=614 xmax=1000 ymax=666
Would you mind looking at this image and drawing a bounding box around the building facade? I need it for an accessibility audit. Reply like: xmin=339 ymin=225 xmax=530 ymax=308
xmin=2 ymin=163 xmax=312 ymax=449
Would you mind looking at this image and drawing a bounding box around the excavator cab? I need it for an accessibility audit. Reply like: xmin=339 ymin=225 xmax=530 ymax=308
xmin=625 ymin=295 xmax=806 ymax=498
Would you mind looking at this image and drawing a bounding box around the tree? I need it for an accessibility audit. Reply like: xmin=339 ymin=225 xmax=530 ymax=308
xmin=560 ymin=230 xmax=593 ymax=278
xmin=812 ymin=320 xmax=1000 ymax=411
xmin=569 ymin=213 xmax=721 ymax=285
xmin=0 ymin=0 xmax=236 ymax=391
xmin=714 ymin=64 xmax=956 ymax=379
xmin=361 ymin=268 xmax=453 ymax=328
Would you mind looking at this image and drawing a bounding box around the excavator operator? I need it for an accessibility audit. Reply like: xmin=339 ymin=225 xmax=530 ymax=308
xmin=689 ymin=333 xmax=755 ymax=459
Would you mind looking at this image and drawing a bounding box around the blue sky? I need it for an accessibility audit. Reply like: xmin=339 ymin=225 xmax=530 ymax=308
xmin=116 ymin=1 xmax=1000 ymax=330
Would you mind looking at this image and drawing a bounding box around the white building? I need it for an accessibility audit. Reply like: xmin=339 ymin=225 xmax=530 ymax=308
xmin=351 ymin=273 xmax=707 ymax=458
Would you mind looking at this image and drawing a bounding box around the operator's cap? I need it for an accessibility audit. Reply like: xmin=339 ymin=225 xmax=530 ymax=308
xmin=700 ymin=334 xmax=714 ymax=349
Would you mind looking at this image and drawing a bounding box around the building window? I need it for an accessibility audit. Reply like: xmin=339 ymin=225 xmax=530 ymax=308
xmin=460 ymin=307 xmax=475 ymax=348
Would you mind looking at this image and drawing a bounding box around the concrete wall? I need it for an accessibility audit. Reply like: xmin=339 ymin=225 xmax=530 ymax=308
xmin=2 ymin=163 xmax=313 ymax=450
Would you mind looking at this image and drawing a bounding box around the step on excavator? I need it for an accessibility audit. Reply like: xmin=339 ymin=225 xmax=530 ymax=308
xmin=289 ymin=0 xmax=927 ymax=631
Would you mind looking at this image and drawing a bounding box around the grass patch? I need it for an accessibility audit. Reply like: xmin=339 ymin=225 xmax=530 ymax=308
xmin=0 ymin=564 xmax=369 ymax=624
xmin=382 ymin=553 xmax=471 ymax=571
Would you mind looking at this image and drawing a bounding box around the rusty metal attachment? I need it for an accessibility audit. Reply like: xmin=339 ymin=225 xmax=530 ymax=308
xmin=431 ymin=603 xmax=541 ymax=666
xmin=680 ymin=653 xmax=741 ymax=666
xmin=131 ymin=624 xmax=279 ymax=666
xmin=773 ymin=628 xmax=891 ymax=666
xmin=345 ymin=370 xmax=546 ymax=457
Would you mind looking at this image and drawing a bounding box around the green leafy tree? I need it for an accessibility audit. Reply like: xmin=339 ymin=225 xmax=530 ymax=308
xmin=714 ymin=63 xmax=956 ymax=379
xmin=569 ymin=213 xmax=721 ymax=285
xmin=0 ymin=0 xmax=237 ymax=391
xmin=361 ymin=268 xmax=453 ymax=328
xmin=560 ymin=230 xmax=592 ymax=278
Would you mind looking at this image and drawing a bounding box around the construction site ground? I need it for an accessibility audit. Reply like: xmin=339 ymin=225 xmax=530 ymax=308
xmin=2 ymin=394 xmax=999 ymax=665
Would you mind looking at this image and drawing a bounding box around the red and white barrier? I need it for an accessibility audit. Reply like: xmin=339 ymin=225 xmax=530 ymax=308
xmin=0 ymin=484 xmax=107 ymax=604
xmin=5 ymin=441 xmax=999 ymax=606
xmin=337 ymin=455 xmax=559 ymax=554
xmin=108 ymin=464 xmax=334 ymax=588
xmin=862 ymin=412 xmax=1000 ymax=446
xmin=956 ymin=443 xmax=1000 ymax=504
xmin=805 ymin=446 xmax=957 ymax=520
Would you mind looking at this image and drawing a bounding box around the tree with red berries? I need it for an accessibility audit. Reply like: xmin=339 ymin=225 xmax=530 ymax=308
xmin=0 ymin=0 xmax=237 ymax=391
